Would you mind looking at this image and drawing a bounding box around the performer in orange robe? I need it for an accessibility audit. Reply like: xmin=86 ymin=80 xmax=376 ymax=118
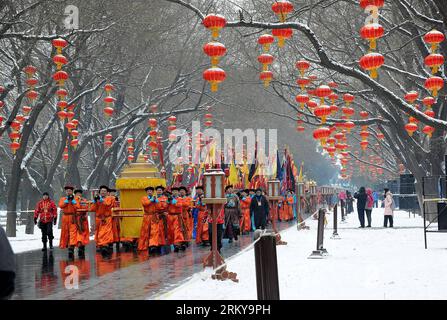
xmin=239 ymin=189 xmax=252 ymax=234
xmin=138 ymin=186 xmax=166 ymax=254
xmin=155 ymin=185 xmax=169 ymax=254
xmin=108 ymin=188 xmax=121 ymax=250
xmin=194 ymin=186 xmax=209 ymax=246
xmin=167 ymin=187 xmax=187 ymax=252
xmin=90 ymin=185 xmax=116 ymax=257
xmin=179 ymin=186 xmax=193 ymax=244
xmin=59 ymin=186 xmax=85 ymax=259
xmin=73 ymin=189 xmax=90 ymax=257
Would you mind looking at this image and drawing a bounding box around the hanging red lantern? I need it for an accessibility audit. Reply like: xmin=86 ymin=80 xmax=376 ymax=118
xmin=329 ymin=104 xmax=339 ymax=116
xmin=103 ymin=106 xmax=114 ymax=117
xmin=0 ymin=115 xmax=3 ymax=126
xmin=422 ymin=96 xmax=435 ymax=109
xmin=314 ymin=85 xmax=332 ymax=104
xmin=202 ymin=14 xmax=227 ymax=39
xmin=52 ymin=38 xmax=68 ymax=54
xmin=169 ymin=133 xmax=177 ymax=142
xmin=70 ymin=139 xmax=79 ymax=149
xmin=343 ymin=94 xmax=355 ymax=106
xmin=127 ymin=146 xmax=135 ymax=153
xmin=271 ymin=0 xmax=294 ymax=23
xmin=260 ymin=71 xmax=273 ymax=87
xmin=104 ymin=140 xmax=113 ymax=148
xmin=404 ymin=123 xmax=418 ymax=136
xmin=296 ymin=126 xmax=305 ymax=133
xmin=424 ymin=53 xmax=444 ymax=74
xmin=56 ymin=89 xmax=68 ymax=99
xmin=423 ymin=29 xmax=445 ymax=53
xmin=343 ymin=121 xmax=355 ymax=133
xmin=360 ymin=23 xmax=384 ymax=50
xmin=26 ymin=78 xmax=38 ymax=87
xmin=149 ymin=130 xmax=158 ymax=139
xmin=71 ymin=130 xmax=79 ymax=139
xmin=152 ymin=150 xmax=159 ymax=158
xmin=168 ymin=125 xmax=177 ymax=131
xmin=22 ymin=105 xmax=32 ymax=115
xmin=404 ymin=90 xmax=419 ymax=104
xmin=424 ymin=76 xmax=444 ymax=97
xmin=10 ymin=120 xmax=21 ymax=131
xmin=422 ymin=125 xmax=435 ymax=138
xmin=52 ymin=54 xmax=68 ymax=70
xmin=148 ymin=140 xmax=158 ymax=150
xmin=66 ymin=111 xmax=75 ymax=120
xmin=105 ymin=133 xmax=112 ymax=141
xmin=272 ymin=28 xmax=293 ymax=48
xmin=65 ymin=122 xmax=75 ymax=132
xmin=203 ymin=67 xmax=226 ymax=92
xmin=57 ymin=110 xmax=67 ymax=121
xmin=313 ymin=127 xmax=331 ymax=146
xmin=306 ymin=100 xmax=318 ymax=110
xmin=9 ymin=131 xmax=21 ymax=141
xmin=148 ymin=118 xmax=158 ymax=128
xmin=128 ymin=155 xmax=135 ymax=162
xmin=24 ymin=65 xmax=37 ymax=77
xmin=295 ymin=60 xmax=310 ymax=77
xmin=424 ymin=109 xmax=435 ymax=118
xmin=258 ymin=34 xmax=275 ymax=52
xmin=296 ymin=77 xmax=311 ymax=90
xmin=26 ymin=90 xmax=39 ymax=101
xmin=377 ymin=133 xmax=384 ymax=140
xmin=258 ymin=54 xmax=274 ymax=71
xmin=326 ymin=146 xmax=337 ymax=157
xmin=359 ymin=0 xmax=385 ymax=9
xmin=52 ymin=71 xmax=69 ymax=86
xmin=10 ymin=142 xmax=20 ymax=154
xmin=360 ymin=141 xmax=369 ymax=151
xmin=63 ymin=152 xmax=69 ymax=161
xmin=104 ymin=84 xmax=114 ymax=92
xmin=359 ymin=111 xmax=369 ymax=118
xmin=328 ymin=93 xmax=338 ymax=104
xmin=168 ymin=115 xmax=177 ymax=124
xmin=342 ymin=107 xmax=355 ymax=118
xmin=359 ymin=52 xmax=384 ymax=79
xmin=203 ymin=42 xmax=227 ymax=68
xmin=127 ymin=137 xmax=135 ymax=145
xmin=16 ymin=114 xmax=26 ymax=123
xmin=295 ymin=94 xmax=309 ymax=109
xmin=57 ymin=100 xmax=68 ymax=110
xmin=313 ymin=105 xmax=332 ymax=124
xmin=104 ymin=96 xmax=116 ymax=104
xmin=328 ymin=81 xmax=338 ymax=89
xmin=360 ymin=130 xmax=370 ymax=141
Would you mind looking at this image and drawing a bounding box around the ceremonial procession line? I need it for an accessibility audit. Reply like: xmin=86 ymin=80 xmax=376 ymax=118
xmin=160 ymin=210 xmax=447 ymax=300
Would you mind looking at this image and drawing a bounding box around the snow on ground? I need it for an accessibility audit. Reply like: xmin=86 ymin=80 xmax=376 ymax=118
xmin=159 ymin=209 xmax=447 ymax=300
xmin=1 ymin=211 xmax=94 ymax=253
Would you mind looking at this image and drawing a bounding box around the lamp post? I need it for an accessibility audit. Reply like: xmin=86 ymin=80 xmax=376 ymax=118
xmin=267 ymin=180 xmax=287 ymax=245
xmin=202 ymin=169 xmax=238 ymax=282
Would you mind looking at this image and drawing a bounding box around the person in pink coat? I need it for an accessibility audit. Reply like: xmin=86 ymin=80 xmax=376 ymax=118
xmin=383 ymin=191 xmax=394 ymax=228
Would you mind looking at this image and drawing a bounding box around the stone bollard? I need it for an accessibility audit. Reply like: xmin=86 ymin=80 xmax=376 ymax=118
xmin=308 ymin=208 xmax=328 ymax=259
xmin=331 ymin=204 xmax=340 ymax=239
xmin=254 ymin=229 xmax=280 ymax=300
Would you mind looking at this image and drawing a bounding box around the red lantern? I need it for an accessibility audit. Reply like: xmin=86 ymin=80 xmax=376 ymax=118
xmin=295 ymin=60 xmax=310 ymax=77
xmin=404 ymin=123 xmax=418 ymax=136
xmin=63 ymin=153 xmax=69 ymax=161
xmin=422 ymin=96 xmax=435 ymax=109
xmin=359 ymin=52 xmax=384 ymax=79
xmin=168 ymin=125 xmax=177 ymax=131
xmin=151 ymin=150 xmax=159 ymax=158
xmin=57 ymin=100 xmax=68 ymax=110
xmin=0 ymin=115 xmax=3 ymax=126
xmin=258 ymin=54 xmax=274 ymax=71
xmin=343 ymin=94 xmax=355 ymax=106
xmin=360 ymin=130 xmax=370 ymax=141
xmin=424 ymin=109 xmax=435 ymax=118
xmin=52 ymin=38 xmax=68 ymax=54
xmin=203 ymin=67 xmax=226 ymax=92
xmin=314 ymin=85 xmax=332 ymax=104
xmin=203 ymin=42 xmax=227 ymax=67
xmin=26 ymin=78 xmax=38 ymax=87
xmin=328 ymin=93 xmax=338 ymax=104
xmin=24 ymin=65 xmax=37 ymax=77
xmin=359 ymin=0 xmax=385 ymax=9
xmin=52 ymin=54 xmax=68 ymax=70
xmin=295 ymin=94 xmax=309 ymax=109
xmin=423 ymin=29 xmax=445 ymax=53
xmin=343 ymin=121 xmax=355 ymax=133
xmin=260 ymin=71 xmax=273 ymax=87
xmin=328 ymin=81 xmax=338 ymax=89
xmin=271 ymin=0 xmax=294 ymax=23
xmin=104 ymin=140 xmax=113 ymax=148
xmin=313 ymin=105 xmax=332 ymax=124
xmin=71 ymin=119 xmax=79 ymax=127
xmin=52 ymin=71 xmax=69 ymax=86
xmin=342 ymin=107 xmax=355 ymax=118
xmin=66 ymin=111 xmax=75 ymax=120
xmin=359 ymin=111 xmax=369 ymax=118
xmin=404 ymin=90 xmax=419 ymax=104
xmin=105 ymin=133 xmax=113 ymax=140
xmin=10 ymin=120 xmax=21 ymax=131
xmin=103 ymin=106 xmax=114 ymax=117
xmin=16 ymin=115 xmax=25 ymax=123
xmin=70 ymin=139 xmax=79 ymax=149
xmin=313 ymin=127 xmax=331 ymax=146
xmin=149 ymin=130 xmax=158 ymax=138
xmin=169 ymin=133 xmax=177 ymax=142
xmin=202 ymin=14 xmax=227 ymax=39
xmin=258 ymin=34 xmax=275 ymax=52
xmin=377 ymin=133 xmax=384 ymax=140
xmin=104 ymin=84 xmax=114 ymax=92
xmin=104 ymin=96 xmax=116 ymax=104
xmin=296 ymin=126 xmax=305 ymax=132
xmin=56 ymin=89 xmax=68 ymax=99
xmin=65 ymin=122 xmax=75 ymax=132
xmin=360 ymin=141 xmax=369 ymax=151
xmin=148 ymin=140 xmax=158 ymax=150
xmin=296 ymin=77 xmax=311 ymax=90
xmin=26 ymin=90 xmax=38 ymax=101
xmin=150 ymin=104 xmax=157 ymax=113
xmin=168 ymin=115 xmax=177 ymax=124
xmin=9 ymin=131 xmax=21 ymax=140
xmin=148 ymin=118 xmax=158 ymax=128
xmin=424 ymin=53 xmax=444 ymax=74
xmin=422 ymin=125 xmax=435 ymax=138
xmin=272 ymin=28 xmax=293 ymax=48
xmin=128 ymin=155 xmax=135 ymax=162
xmin=360 ymin=23 xmax=384 ymax=50
xmin=71 ymin=130 xmax=79 ymax=138
xmin=57 ymin=110 xmax=67 ymax=121
xmin=127 ymin=137 xmax=135 ymax=145
xmin=22 ymin=105 xmax=32 ymax=115
xmin=330 ymin=104 xmax=339 ymax=115
xmin=127 ymin=146 xmax=135 ymax=153
xmin=10 ymin=142 xmax=20 ymax=154
xmin=307 ymin=100 xmax=318 ymax=109
xmin=424 ymin=76 xmax=444 ymax=97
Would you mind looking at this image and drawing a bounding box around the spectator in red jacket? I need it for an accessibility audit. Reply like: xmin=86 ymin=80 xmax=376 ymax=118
xmin=34 ymin=192 xmax=58 ymax=251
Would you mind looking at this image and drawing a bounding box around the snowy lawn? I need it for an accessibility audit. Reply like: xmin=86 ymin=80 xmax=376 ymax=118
xmin=159 ymin=209 xmax=447 ymax=300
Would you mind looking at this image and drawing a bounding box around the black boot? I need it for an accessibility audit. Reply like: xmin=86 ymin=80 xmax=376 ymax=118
xmin=180 ymin=244 xmax=186 ymax=251
xmin=42 ymin=241 xmax=47 ymax=252
xmin=173 ymin=245 xmax=179 ymax=252
xmin=49 ymin=239 xmax=53 ymax=250
xmin=115 ymin=242 xmax=120 ymax=252
xmin=78 ymin=246 xmax=85 ymax=258
xmin=68 ymin=247 xmax=75 ymax=259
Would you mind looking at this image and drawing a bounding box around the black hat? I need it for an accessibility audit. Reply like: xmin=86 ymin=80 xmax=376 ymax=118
xmin=225 ymin=185 xmax=233 ymax=191
xmin=145 ymin=186 xmax=155 ymax=192
xmin=249 ymin=189 xmax=255 ymax=193
xmin=42 ymin=192 xmax=49 ymax=196
xmin=99 ymin=185 xmax=109 ymax=191
xmin=171 ymin=187 xmax=179 ymax=191
xmin=255 ymin=188 xmax=263 ymax=192
xmin=109 ymin=188 xmax=117 ymax=193
xmin=64 ymin=185 xmax=74 ymax=190
xmin=179 ymin=186 xmax=188 ymax=192
xmin=195 ymin=185 xmax=204 ymax=190
xmin=74 ymin=189 xmax=83 ymax=194
xmin=242 ymin=189 xmax=249 ymax=194
xmin=155 ymin=185 xmax=165 ymax=191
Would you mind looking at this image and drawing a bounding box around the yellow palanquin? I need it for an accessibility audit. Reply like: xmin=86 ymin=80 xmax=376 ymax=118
xmin=115 ymin=154 xmax=166 ymax=238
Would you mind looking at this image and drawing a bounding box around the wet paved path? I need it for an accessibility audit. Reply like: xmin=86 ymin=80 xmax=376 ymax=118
xmin=12 ymin=221 xmax=297 ymax=300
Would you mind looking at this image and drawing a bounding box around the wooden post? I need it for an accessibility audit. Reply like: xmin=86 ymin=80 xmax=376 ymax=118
xmin=254 ymin=229 xmax=280 ymax=300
